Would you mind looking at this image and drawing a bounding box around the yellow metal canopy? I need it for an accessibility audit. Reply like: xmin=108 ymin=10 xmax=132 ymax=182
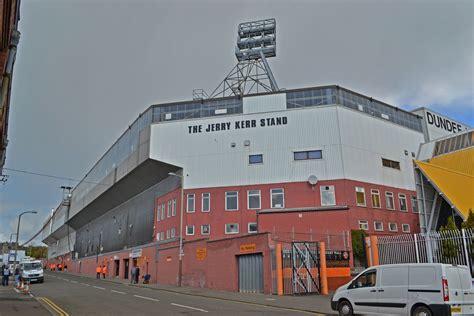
xmin=416 ymin=148 xmax=474 ymax=219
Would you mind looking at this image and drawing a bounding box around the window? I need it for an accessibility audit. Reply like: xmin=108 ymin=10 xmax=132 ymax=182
xmin=187 ymin=194 xmax=195 ymax=213
xmin=172 ymin=198 xmax=177 ymax=216
xmin=160 ymin=231 xmax=164 ymax=241
xmin=247 ymin=190 xmax=261 ymax=209
xmin=294 ymin=150 xmax=322 ymax=160
xmin=249 ymin=154 xmax=263 ymax=164
xmin=271 ymin=188 xmax=285 ymax=208
xmin=202 ymin=193 xmax=210 ymax=212
xmin=248 ymin=222 xmax=258 ymax=234
xmin=156 ymin=232 xmax=160 ymax=241
xmin=320 ymin=185 xmax=336 ymax=206
xmin=371 ymin=190 xmax=381 ymax=208
xmin=411 ymin=196 xmax=419 ymax=213
xmin=157 ymin=205 xmax=161 ymax=221
xmin=385 ymin=192 xmax=395 ymax=210
xmin=225 ymin=223 xmax=239 ymax=234
xmin=225 ymin=191 xmax=239 ymax=210
xmin=171 ymin=228 xmax=176 ymax=238
xmin=350 ymin=270 xmax=377 ymax=288
xmin=201 ymin=224 xmax=210 ymax=235
xmin=399 ymin=194 xmax=407 ymax=212
xmin=374 ymin=221 xmax=383 ymax=231
xmin=382 ymin=158 xmax=401 ymax=170
xmin=355 ymin=187 xmax=366 ymax=207
xmin=389 ymin=223 xmax=398 ymax=232
xmin=166 ymin=229 xmax=170 ymax=239
xmin=402 ymin=224 xmax=410 ymax=233
xmin=186 ymin=225 xmax=195 ymax=235
xmin=167 ymin=200 xmax=172 ymax=217
xmin=358 ymin=220 xmax=369 ymax=230
xmin=161 ymin=203 xmax=165 ymax=220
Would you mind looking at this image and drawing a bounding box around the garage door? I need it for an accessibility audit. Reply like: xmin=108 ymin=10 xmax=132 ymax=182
xmin=239 ymin=253 xmax=263 ymax=293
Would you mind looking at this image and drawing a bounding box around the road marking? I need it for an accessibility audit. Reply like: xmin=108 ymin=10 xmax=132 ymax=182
xmin=38 ymin=297 xmax=69 ymax=316
xmin=171 ymin=303 xmax=208 ymax=313
xmin=111 ymin=290 xmax=126 ymax=294
xmin=62 ymin=279 xmax=69 ymax=281
xmin=93 ymin=286 xmax=105 ymax=290
xmin=265 ymin=298 xmax=276 ymax=301
xmin=134 ymin=295 xmax=159 ymax=302
xmin=70 ymin=281 xmax=78 ymax=284
xmin=80 ymin=283 xmax=90 ymax=286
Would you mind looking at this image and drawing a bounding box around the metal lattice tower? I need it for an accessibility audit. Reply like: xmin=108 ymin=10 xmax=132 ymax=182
xmin=197 ymin=18 xmax=280 ymax=99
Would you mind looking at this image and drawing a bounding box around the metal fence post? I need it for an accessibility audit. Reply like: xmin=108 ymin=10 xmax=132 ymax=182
xmin=462 ymin=229 xmax=470 ymax=269
xmin=414 ymin=234 xmax=420 ymax=263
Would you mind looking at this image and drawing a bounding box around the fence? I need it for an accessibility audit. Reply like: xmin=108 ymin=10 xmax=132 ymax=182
xmin=377 ymin=229 xmax=473 ymax=275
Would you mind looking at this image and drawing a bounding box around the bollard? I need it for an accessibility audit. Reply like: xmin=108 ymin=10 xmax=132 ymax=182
xmin=276 ymin=243 xmax=283 ymax=296
xmin=369 ymin=235 xmax=380 ymax=266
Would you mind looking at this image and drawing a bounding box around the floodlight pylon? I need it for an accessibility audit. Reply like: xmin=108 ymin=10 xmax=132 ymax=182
xmin=207 ymin=18 xmax=280 ymax=99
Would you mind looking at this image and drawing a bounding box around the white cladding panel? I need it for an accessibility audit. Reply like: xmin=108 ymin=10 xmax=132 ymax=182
xmin=243 ymin=93 xmax=287 ymax=114
xmin=150 ymin=106 xmax=344 ymax=188
xmin=338 ymin=108 xmax=425 ymax=190
xmin=47 ymin=232 xmax=76 ymax=259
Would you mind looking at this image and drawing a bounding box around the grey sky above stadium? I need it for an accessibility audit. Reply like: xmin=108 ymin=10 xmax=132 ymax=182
xmin=1 ymin=0 xmax=472 ymax=243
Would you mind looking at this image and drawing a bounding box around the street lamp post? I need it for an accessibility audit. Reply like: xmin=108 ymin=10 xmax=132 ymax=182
xmin=13 ymin=211 xmax=37 ymax=276
xmin=9 ymin=233 xmax=17 ymax=248
xmin=168 ymin=172 xmax=184 ymax=287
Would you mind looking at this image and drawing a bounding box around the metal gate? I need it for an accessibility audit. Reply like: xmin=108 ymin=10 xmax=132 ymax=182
xmin=239 ymin=253 xmax=263 ymax=293
xmin=281 ymin=242 xmax=320 ymax=294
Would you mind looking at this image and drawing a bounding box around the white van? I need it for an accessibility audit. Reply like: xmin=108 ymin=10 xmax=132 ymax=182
xmin=19 ymin=260 xmax=44 ymax=283
xmin=331 ymin=263 xmax=474 ymax=316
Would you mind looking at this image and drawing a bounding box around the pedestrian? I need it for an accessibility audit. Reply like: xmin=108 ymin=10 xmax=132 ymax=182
xmin=96 ymin=265 xmax=101 ymax=279
xmin=64 ymin=264 xmax=68 ymax=272
xmin=135 ymin=266 xmax=140 ymax=284
xmin=52 ymin=263 xmax=56 ymax=271
xmin=58 ymin=263 xmax=62 ymax=272
xmin=14 ymin=267 xmax=20 ymax=287
xmin=2 ymin=264 xmax=10 ymax=286
xmin=101 ymin=265 xmax=107 ymax=279
xmin=130 ymin=266 xmax=136 ymax=284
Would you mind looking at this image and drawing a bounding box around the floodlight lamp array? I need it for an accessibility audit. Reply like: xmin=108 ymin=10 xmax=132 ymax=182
xmin=235 ymin=18 xmax=276 ymax=61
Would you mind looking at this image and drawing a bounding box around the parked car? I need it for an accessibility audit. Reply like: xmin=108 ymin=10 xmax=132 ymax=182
xmin=19 ymin=260 xmax=44 ymax=283
xmin=331 ymin=263 xmax=474 ymax=316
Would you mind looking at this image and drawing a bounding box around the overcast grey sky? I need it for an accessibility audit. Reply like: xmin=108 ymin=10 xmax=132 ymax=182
xmin=1 ymin=0 xmax=472 ymax=244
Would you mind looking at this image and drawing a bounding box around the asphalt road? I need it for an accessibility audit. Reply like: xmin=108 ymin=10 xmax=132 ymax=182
xmin=30 ymin=272 xmax=310 ymax=315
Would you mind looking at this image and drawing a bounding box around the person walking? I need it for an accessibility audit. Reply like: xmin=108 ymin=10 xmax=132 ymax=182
xmin=135 ymin=266 xmax=140 ymax=284
xmin=14 ymin=267 xmax=20 ymax=287
xmin=96 ymin=265 xmax=101 ymax=279
xmin=101 ymin=265 xmax=107 ymax=279
xmin=130 ymin=266 xmax=136 ymax=284
xmin=2 ymin=264 xmax=10 ymax=286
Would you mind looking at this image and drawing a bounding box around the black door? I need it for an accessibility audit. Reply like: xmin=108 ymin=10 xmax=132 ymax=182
xmin=124 ymin=259 xmax=129 ymax=279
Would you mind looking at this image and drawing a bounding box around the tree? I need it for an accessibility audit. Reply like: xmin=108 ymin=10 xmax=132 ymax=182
xmin=351 ymin=230 xmax=368 ymax=266
xmin=462 ymin=209 xmax=474 ymax=230
xmin=440 ymin=217 xmax=458 ymax=263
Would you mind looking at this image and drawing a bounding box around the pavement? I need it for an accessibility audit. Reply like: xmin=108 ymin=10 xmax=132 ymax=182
xmin=50 ymin=270 xmax=336 ymax=315
xmin=0 ymin=282 xmax=50 ymax=316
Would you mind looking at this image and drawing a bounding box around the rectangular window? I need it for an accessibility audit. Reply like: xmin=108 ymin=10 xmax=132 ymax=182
xmin=247 ymin=190 xmax=261 ymax=209
xmin=166 ymin=229 xmax=170 ymax=239
xmin=201 ymin=224 xmax=210 ymax=235
xmin=225 ymin=191 xmax=239 ymax=211
xmin=160 ymin=231 xmax=164 ymax=241
xmin=294 ymin=150 xmax=322 ymax=160
xmin=371 ymin=190 xmax=381 ymax=208
xmin=355 ymin=187 xmax=366 ymax=207
xmin=156 ymin=232 xmax=160 ymax=241
xmin=385 ymin=192 xmax=395 ymax=210
xmin=411 ymin=196 xmax=419 ymax=213
xmin=382 ymin=158 xmax=401 ymax=170
xmin=167 ymin=200 xmax=172 ymax=217
xmin=358 ymin=220 xmax=369 ymax=231
xmin=161 ymin=203 xmax=165 ymax=220
xmin=225 ymin=223 xmax=239 ymax=234
xmin=187 ymin=194 xmax=195 ymax=213
xmin=271 ymin=188 xmax=285 ymax=208
xmin=157 ymin=205 xmax=161 ymax=222
xmin=202 ymin=193 xmax=210 ymax=212
xmin=389 ymin=223 xmax=398 ymax=232
xmin=249 ymin=154 xmax=263 ymax=164
xmin=320 ymin=185 xmax=336 ymax=206
xmin=171 ymin=228 xmax=176 ymax=238
xmin=374 ymin=221 xmax=383 ymax=231
xmin=402 ymin=224 xmax=410 ymax=233
xmin=186 ymin=225 xmax=195 ymax=236
xmin=172 ymin=198 xmax=177 ymax=216
xmin=399 ymin=194 xmax=407 ymax=212
xmin=248 ymin=222 xmax=258 ymax=234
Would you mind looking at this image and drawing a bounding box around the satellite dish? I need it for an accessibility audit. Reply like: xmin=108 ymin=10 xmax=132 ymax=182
xmin=308 ymin=175 xmax=318 ymax=185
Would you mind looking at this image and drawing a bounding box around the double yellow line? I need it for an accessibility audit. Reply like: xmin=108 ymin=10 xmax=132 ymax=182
xmin=37 ymin=297 xmax=69 ymax=316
